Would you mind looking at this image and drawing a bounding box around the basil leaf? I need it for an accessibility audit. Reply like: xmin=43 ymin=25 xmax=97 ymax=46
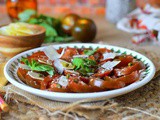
xmin=21 ymin=58 xmax=55 ymax=76
xmin=72 ymin=58 xmax=84 ymax=70
xmin=21 ymin=57 xmax=30 ymax=66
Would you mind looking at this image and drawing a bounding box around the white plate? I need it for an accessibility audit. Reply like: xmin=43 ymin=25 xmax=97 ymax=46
xmin=4 ymin=43 xmax=156 ymax=102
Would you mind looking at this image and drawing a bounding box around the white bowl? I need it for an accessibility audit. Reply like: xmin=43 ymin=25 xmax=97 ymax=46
xmin=4 ymin=43 xmax=156 ymax=102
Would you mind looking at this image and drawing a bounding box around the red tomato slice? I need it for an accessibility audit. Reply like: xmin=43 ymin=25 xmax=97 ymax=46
xmin=28 ymin=51 xmax=48 ymax=62
xmin=68 ymin=81 xmax=102 ymax=93
xmin=114 ymin=61 xmax=145 ymax=76
xmin=25 ymin=74 xmax=42 ymax=89
xmin=17 ymin=68 xmax=28 ymax=83
xmin=90 ymin=71 xmax=140 ymax=89
xmin=61 ymin=47 xmax=78 ymax=61
xmin=48 ymin=87 xmax=70 ymax=92
xmin=93 ymin=68 xmax=112 ymax=78
xmin=96 ymin=48 xmax=111 ymax=54
xmin=116 ymin=55 xmax=134 ymax=68
xmin=41 ymin=74 xmax=60 ymax=90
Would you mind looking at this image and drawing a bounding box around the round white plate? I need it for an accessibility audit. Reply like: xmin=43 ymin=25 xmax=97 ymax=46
xmin=4 ymin=43 xmax=156 ymax=102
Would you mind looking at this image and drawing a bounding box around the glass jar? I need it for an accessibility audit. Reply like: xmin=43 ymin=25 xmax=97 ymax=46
xmin=106 ymin=0 xmax=136 ymax=23
xmin=6 ymin=0 xmax=37 ymax=21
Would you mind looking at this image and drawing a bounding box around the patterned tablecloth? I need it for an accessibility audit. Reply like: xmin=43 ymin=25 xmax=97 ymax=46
xmin=1 ymin=14 xmax=160 ymax=120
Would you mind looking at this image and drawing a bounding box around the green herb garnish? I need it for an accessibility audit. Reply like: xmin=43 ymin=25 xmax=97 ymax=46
xmin=72 ymin=58 xmax=97 ymax=76
xmin=21 ymin=58 xmax=55 ymax=76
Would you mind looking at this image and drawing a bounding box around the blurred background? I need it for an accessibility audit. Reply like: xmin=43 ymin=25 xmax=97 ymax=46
xmin=0 ymin=0 xmax=105 ymax=16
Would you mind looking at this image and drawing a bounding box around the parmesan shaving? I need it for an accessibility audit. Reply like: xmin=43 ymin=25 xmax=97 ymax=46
xmin=101 ymin=61 xmax=121 ymax=70
xmin=43 ymin=46 xmax=60 ymax=60
xmin=27 ymin=71 xmax=44 ymax=80
xmin=73 ymin=55 xmax=89 ymax=58
xmin=54 ymin=59 xmax=64 ymax=74
xmin=103 ymin=53 xmax=117 ymax=60
xmin=58 ymin=76 xmax=68 ymax=87
xmin=19 ymin=63 xmax=31 ymax=70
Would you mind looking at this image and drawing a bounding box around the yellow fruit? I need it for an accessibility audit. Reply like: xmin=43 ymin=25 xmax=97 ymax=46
xmin=0 ymin=62 xmax=8 ymax=88
xmin=0 ymin=22 xmax=34 ymax=36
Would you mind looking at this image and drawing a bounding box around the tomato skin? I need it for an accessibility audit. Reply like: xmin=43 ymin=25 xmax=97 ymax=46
xmin=18 ymin=68 xmax=42 ymax=89
xmin=96 ymin=48 xmax=111 ymax=54
xmin=17 ymin=68 xmax=28 ymax=83
xmin=93 ymin=68 xmax=112 ymax=78
xmin=90 ymin=71 xmax=140 ymax=89
xmin=68 ymin=80 xmax=102 ymax=93
xmin=48 ymin=87 xmax=70 ymax=92
xmin=28 ymin=51 xmax=48 ymax=62
xmin=114 ymin=61 xmax=145 ymax=76
xmin=61 ymin=47 xmax=78 ymax=61
xmin=41 ymin=74 xmax=60 ymax=90
xmin=116 ymin=55 xmax=134 ymax=68
xmin=72 ymin=18 xmax=97 ymax=42
xmin=80 ymin=77 xmax=90 ymax=84
xmin=57 ymin=48 xmax=63 ymax=54
xmin=25 ymin=74 xmax=41 ymax=89
xmin=61 ymin=13 xmax=80 ymax=35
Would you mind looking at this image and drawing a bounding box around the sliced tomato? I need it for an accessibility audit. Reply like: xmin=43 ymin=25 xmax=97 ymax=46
xmin=114 ymin=61 xmax=145 ymax=76
xmin=17 ymin=68 xmax=43 ymax=89
xmin=96 ymin=48 xmax=111 ymax=54
xmin=17 ymin=68 xmax=28 ymax=83
xmin=28 ymin=51 xmax=48 ymax=62
xmin=93 ymin=68 xmax=112 ymax=78
xmin=49 ymin=83 xmax=70 ymax=92
xmin=41 ymin=74 xmax=60 ymax=90
xmin=61 ymin=47 xmax=78 ymax=61
xmin=92 ymin=48 xmax=111 ymax=61
xmin=25 ymin=74 xmax=42 ymax=89
xmin=48 ymin=87 xmax=70 ymax=92
xmin=80 ymin=77 xmax=90 ymax=84
xmin=41 ymin=75 xmax=70 ymax=92
xmin=57 ymin=48 xmax=63 ymax=54
xmin=116 ymin=55 xmax=134 ymax=68
xmin=68 ymin=81 xmax=102 ymax=93
xmin=90 ymin=71 xmax=140 ymax=89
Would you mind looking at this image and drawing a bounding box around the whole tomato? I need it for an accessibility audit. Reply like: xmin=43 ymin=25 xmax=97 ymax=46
xmin=61 ymin=13 xmax=80 ymax=35
xmin=72 ymin=18 xmax=97 ymax=42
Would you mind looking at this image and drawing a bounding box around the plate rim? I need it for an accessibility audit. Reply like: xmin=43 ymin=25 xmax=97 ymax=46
xmin=4 ymin=43 xmax=156 ymax=100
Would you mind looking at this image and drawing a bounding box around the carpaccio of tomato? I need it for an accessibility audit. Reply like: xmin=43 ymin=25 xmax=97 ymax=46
xmin=17 ymin=47 xmax=145 ymax=93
